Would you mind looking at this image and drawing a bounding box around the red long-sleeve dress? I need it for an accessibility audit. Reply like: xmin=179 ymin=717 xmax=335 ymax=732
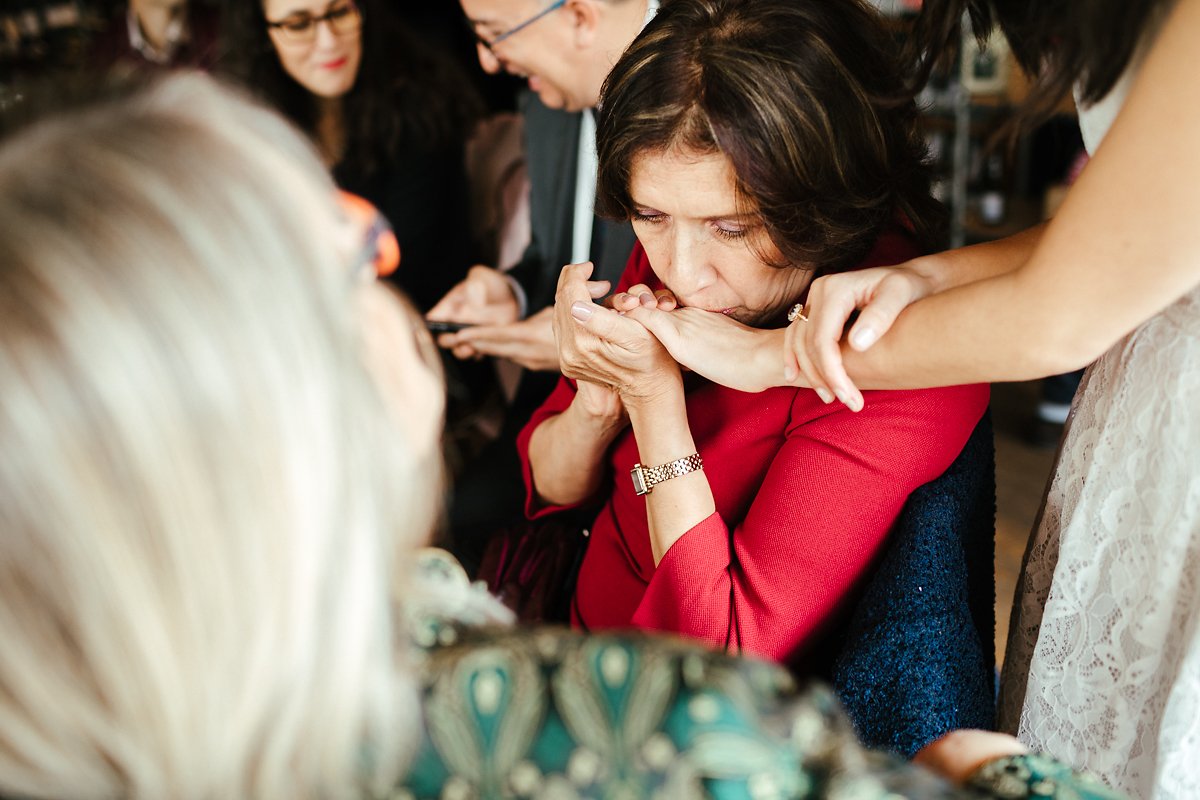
xmin=517 ymin=232 xmax=989 ymax=666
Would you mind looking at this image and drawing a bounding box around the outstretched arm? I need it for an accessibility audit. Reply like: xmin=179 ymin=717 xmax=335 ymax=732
xmin=817 ymin=0 xmax=1200 ymax=406
xmin=622 ymin=224 xmax=1045 ymax=397
xmin=631 ymin=0 xmax=1200 ymax=410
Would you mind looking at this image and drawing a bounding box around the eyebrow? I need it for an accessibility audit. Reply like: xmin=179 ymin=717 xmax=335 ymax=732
xmin=631 ymin=200 xmax=754 ymax=221
xmin=272 ymin=0 xmax=342 ymax=18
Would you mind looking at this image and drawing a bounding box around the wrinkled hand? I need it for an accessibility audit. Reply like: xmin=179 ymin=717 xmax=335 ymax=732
xmin=555 ymin=262 xmax=680 ymax=407
xmin=445 ymin=307 xmax=559 ymax=372
xmin=913 ymin=730 xmax=1028 ymax=786
xmin=604 ymin=282 xmax=795 ymax=393
xmin=786 ymin=263 xmax=935 ymax=412
xmin=574 ymin=377 xmax=626 ymax=424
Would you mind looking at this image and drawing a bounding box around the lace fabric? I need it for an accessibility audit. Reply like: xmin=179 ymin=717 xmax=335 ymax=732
xmin=996 ymin=11 xmax=1200 ymax=796
xmin=999 ymin=284 xmax=1200 ymax=800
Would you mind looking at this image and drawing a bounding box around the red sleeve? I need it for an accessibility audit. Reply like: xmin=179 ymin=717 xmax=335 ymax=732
xmin=515 ymin=246 xmax=656 ymax=519
xmin=515 ymin=374 xmax=592 ymax=519
xmin=630 ymin=383 xmax=989 ymax=662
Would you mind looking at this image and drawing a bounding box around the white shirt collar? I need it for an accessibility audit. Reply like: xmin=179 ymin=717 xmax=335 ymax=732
xmin=570 ymin=0 xmax=661 ymax=263
xmin=126 ymin=6 xmax=188 ymax=65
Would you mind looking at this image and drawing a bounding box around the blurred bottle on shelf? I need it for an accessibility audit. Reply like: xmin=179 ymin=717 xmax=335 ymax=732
xmin=979 ymin=153 xmax=1007 ymax=225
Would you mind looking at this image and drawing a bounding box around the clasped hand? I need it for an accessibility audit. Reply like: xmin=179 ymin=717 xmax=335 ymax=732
xmin=554 ymin=263 xmax=682 ymax=415
xmin=566 ymin=260 xmax=936 ymax=410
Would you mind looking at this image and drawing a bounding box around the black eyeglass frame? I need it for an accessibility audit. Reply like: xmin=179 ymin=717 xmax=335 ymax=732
xmin=266 ymin=0 xmax=362 ymax=43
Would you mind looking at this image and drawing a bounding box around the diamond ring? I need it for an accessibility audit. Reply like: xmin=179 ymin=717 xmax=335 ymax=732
xmin=787 ymin=303 xmax=808 ymax=323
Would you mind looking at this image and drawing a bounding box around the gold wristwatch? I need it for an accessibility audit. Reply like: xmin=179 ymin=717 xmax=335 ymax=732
xmin=630 ymin=453 xmax=704 ymax=496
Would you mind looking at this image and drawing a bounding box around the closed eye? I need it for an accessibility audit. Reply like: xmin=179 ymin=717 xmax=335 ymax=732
xmin=711 ymin=221 xmax=747 ymax=241
xmin=632 ymin=209 xmax=667 ymax=225
xmin=278 ymin=15 xmax=314 ymax=32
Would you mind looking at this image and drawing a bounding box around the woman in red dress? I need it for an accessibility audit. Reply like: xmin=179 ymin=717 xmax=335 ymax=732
xmin=519 ymin=0 xmax=990 ymax=668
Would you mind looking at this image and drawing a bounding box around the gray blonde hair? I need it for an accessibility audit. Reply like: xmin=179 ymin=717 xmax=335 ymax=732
xmin=0 ymin=75 xmax=436 ymax=799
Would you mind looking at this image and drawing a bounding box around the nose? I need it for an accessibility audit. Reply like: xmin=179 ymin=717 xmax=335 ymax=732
xmin=476 ymin=41 xmax=502 ymax=74
xmin=313 ymin=18 xmax=338 ymax=49
xmin=666 ymin=228 xmax=716 ymax=300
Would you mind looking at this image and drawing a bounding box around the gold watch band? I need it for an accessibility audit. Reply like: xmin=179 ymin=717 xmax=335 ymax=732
xmin=630 ymin=453 xmax=704 ymax=496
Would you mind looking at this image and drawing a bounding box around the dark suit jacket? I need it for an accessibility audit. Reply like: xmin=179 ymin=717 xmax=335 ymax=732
xmin=507 ymin=91 xmax=637 ymax=317
xmin=445 ymin=94 xmax=637 ymax=563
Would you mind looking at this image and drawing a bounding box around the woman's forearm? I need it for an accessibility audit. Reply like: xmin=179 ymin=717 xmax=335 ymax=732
xmin=827 ymin=225 xmax=1049 ymax=391
xmin=911 ymin=222 xmax=1047 ymax=294
xmin=843 ymin=214 xmax=1174 ymax=388
xmin=631 ymin=225 xmax=1049 ymax=396
xmin=528 ymin=396 xmax=625 ymax=507
xmin=842 ymin=268 xmax=1067 ymax=387
xmin=624 ymin=383 xmax=716 ymax=565
xmin=840 ymin=0 xmax=1200 ymax=391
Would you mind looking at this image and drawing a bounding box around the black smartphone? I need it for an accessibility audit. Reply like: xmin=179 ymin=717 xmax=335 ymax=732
xmin=426 ymin=320 xmax=475 ymax=334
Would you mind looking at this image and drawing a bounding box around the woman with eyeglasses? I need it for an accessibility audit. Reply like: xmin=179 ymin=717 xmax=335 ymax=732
xmin=224 ymin=0 xmax=482 ymax=313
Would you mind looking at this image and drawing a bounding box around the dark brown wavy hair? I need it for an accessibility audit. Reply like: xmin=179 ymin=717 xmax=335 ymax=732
xmin=906 ymin=0 xmax=1173 ymax=129
xmin=595 ymin=0 xmax=944 ymax=275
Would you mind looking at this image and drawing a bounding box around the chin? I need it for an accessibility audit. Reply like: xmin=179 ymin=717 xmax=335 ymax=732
xmin=530 ymin=83 xmax=571 ymax=111
xmin=537 ymin=93 xmax=570 ymax=111
xmin=309 ymin=77 xmax=354 ymax=99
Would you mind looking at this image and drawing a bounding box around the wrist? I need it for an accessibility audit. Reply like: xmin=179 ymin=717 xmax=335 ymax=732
xmin=569 ymin=387 xmax=627 ymax=437
xmin=752 ymin=327 xmax=790 ymax=390
xmin=501 ymin=273 xmax=528 ymax=319
xmin=624 ymin=384 xmax=690 ymax=450
xmin=905 ymin=253 xmax=952 ymax=295
xmin=620 ymin=371 xmax=684 ymax=416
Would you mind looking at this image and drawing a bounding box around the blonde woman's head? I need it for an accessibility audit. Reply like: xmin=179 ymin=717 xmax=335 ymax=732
xmin=0 ymin=74 xmax=441 ymax=799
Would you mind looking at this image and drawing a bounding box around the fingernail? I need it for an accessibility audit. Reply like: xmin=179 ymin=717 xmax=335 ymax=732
xmin=851 ymin=326 xmax=878 ymax=350
xmin=835 ymin=390 xmax=863 ymax=412
xmin=571 ymin=301 xmax=594 ymax=322
xmin=639 ymin=292 xmax=655 ymax=306
xmin=784 ymin=364 xmax=798 ymax=382
xmin=816 ymin=387 xmax=834 ymax=404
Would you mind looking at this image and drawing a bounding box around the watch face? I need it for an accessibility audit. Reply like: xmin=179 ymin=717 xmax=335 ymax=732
xmin=631 ymin=465 xmax=650 ymax=496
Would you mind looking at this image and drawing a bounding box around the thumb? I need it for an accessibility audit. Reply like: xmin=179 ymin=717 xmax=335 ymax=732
xmin=848 ymin=282 xmax=911 ymax=351
xmin=465 ymin=277 xmax=488 ymax=308
xmin=560 ymin=261 xmax=596 ymax=283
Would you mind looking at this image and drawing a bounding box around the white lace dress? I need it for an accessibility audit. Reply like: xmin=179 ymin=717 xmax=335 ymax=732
xmin=997 ymin=8 xmax=1200 ymax=799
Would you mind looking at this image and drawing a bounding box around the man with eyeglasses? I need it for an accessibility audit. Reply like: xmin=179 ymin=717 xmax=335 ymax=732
xmin=428 ymin=0 xmax=656 ymax=571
